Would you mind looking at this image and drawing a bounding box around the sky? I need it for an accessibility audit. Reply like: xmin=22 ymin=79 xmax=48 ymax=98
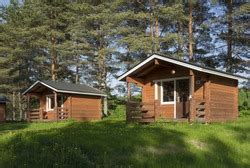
xmin=0 ymin=0 xmax=9 ymax=6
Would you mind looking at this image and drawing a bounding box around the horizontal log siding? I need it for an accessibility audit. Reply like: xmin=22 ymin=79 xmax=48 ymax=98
xmin=71 ymin=95 xmax=102 ymax=121
xmin=0 ymin=104 xmax=5 ymax=122
xmin=209 ymin=76 xmax=238 ymax=121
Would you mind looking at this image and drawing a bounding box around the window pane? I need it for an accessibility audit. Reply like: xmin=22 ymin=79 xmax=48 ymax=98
xmin=50 ymin=97 xmax=55 ymax=109
xmin=162 ymin=81 xmax=174 ymax=102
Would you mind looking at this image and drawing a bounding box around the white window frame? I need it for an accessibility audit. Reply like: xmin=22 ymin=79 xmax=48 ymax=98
xmin=160 ymin=80 xmax=175 ymax=105
xmin=46 ymin=94 xmax=64 ymax=112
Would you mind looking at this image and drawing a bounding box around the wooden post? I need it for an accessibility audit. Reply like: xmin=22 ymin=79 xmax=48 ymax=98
xmin=189 ymin=70 xmax=195 ymax=122
xmin=54 ymin=91 xmax=58 ymax=121
xmin=103 ymin=96 xmax=108 ymax=116
xmin=204 ymin=76 xmax=211 ymax=122
xmin=234 ymin=80 xmax=238 ymax=119
xmin=18 ymin=92 xmax=22 ymax=121
xmin=127 ymin=82 xmax=131 ymax=101
xmin=27 ymin=94 xmax=30 ymax=122
xmin=70 ymin=96 xmax=72 ymax=119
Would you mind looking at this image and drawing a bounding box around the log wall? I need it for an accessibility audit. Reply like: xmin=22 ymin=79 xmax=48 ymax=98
xmin=209 ymin=76 xmax=238 ymax=121
xmin=71 ymin=95 xmax=102 ymax=120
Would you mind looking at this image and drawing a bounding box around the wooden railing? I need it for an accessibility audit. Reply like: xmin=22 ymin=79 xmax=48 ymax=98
xmin=28 ymin=107 xmax=69 ymax=121
xmin=126 ymin=101 xmax=155 ymax=123
xmin=57 ymin=107 xmax=69 ymax=120
xmin=28 ymin=109 xmax=40 ymax=121
xmin=191 ymin=98 xmax=206 ymax=122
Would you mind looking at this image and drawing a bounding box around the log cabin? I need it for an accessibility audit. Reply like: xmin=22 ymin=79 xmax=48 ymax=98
xmin=23 ymin=80 xmax=107 ymax=122
xmin=0 ymin=96 xmax=8 ymax=122
xmin=118 ymin=54 xmax=247 ymax=123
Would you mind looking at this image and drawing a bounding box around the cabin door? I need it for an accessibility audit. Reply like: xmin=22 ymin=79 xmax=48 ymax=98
xmin=176 ymin=79 xmax=190 ymax=118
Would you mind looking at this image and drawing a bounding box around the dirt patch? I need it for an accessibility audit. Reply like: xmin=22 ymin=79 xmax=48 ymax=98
xmin=189 ymin=139 xmax=207 ymax=150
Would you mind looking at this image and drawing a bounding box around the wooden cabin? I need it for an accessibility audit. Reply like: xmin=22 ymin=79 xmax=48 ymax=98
xmin=23 ymin=81 xmax=107 ymax=122
xmin=118 ymin=54 xmax=247 ymax=123
xmin=0 ymin=96 xmax=8 ymax=122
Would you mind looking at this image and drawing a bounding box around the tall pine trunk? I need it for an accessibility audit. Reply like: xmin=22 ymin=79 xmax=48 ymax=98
xmin=188 ymin=0 xmax=193 ymax=61
xmin=155 ymin=14 xmax=159 ymax=52
xmin=51 ymin=35 xmax=57 ymax=81
xmin=226 ymin=0 xmax=233 ymax=72
xmin=97 ymin=30 xmax=107 ymax=93
xmin=75 ymin=66 xmax=79 ymax=84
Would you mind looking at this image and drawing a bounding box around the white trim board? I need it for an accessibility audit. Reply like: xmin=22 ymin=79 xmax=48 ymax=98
xmin=118 ymin=54 xmax=247 ymax=81
xmin=22 ymin=81 xmax=107 ymax=97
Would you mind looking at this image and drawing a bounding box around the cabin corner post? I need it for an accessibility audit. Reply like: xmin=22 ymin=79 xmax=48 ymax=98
xmin=127 ymin=82 xmax=131 ymax=101
xmin=27 ymin=94 xmax=30 ymax=122
xmin=103 ymin=96 xmax=108 ymax=116
xmin=234 ymin=80 xmax=238 ymax=119
xmin=204 ymin=76 xmax=211 ymax=122
xmin=69 ymin=96 xmax=72 ymax=119
xmin=189 ymin=70 xmax=195 ymax=122
xmin=54 ymin=91 xmax=58 ymax=121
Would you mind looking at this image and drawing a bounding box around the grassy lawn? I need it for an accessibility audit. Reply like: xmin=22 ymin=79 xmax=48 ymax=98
xmin=0 ymin=107 xmax=249 ymax=168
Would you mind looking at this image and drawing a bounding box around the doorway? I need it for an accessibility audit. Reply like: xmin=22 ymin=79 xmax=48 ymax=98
xmin=175 ymin=79 xmax=190 ymax=118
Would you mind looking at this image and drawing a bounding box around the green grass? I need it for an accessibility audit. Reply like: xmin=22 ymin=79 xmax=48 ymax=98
xmin=0 ymin=107 xmax=249 ymax=168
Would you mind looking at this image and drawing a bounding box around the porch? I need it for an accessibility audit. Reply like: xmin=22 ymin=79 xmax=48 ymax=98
xmin=26 ymin=90 xmax=71 ymax=122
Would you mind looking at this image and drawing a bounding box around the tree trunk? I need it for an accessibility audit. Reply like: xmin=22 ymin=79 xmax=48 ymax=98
xmin=75 ymin=66 xmax=79 ymax=84
xmin=155 ymin=14 xmax=160 ymax=52
xmin=51 ymin=35 xmax=57 ymax=81
xmin=97 ymin=30 xmax=107 ymax=93
xmin=149 ymin=0 xmax=154 ymax=53
xmin=226 ymin=0 xmax=233 ymax=72
xmin=188 ymin=0 xmax=194 ymax=61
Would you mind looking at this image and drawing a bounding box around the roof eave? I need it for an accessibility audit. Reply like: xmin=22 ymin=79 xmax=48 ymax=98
xmin=22 ymin=81 xmax=107 ymax=97
xmin=118 ymin=54 xmax=248 ymax=82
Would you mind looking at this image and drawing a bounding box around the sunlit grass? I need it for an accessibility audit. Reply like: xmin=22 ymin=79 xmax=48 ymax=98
xmin=0 ymin=107 xmax=249 ymax=167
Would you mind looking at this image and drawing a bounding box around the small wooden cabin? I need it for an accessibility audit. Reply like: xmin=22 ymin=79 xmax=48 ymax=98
xmin=0 ymin=96 xmax=8 ymax=122
xmin=23 ymin=81 xmax=107 ymax=122
xmin=118 ymin=54 xmax=247 ymax=123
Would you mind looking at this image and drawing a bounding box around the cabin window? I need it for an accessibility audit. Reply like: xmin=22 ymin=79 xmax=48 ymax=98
xmin=46 ymin=95 xmax=64 ymax=111
xmin=162 ymin=81 xmax=174 ymax=104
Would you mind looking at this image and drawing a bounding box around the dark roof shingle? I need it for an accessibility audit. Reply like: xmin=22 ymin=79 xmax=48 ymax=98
xmin=42 ymin=80 xmax=105 ymax=95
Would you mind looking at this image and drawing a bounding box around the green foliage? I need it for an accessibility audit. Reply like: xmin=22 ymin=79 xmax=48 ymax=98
xmin=0 ymin=112 xmax=249 ymax=167
xmin=239 ymin=89 xmax=250 ymax=111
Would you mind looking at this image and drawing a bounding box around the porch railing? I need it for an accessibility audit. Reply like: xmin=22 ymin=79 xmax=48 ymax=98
xmin=190 ymin=98 xmax=206 ymax=122
xmin=57 ymin=107 xmax=69 ymax=120
xmin=126 ymin=101 xmax=155 ymax=123
xmin=28 ymin=107 xmax=69 ymax=121
xmin=28 ymin=109 xmax=40 ymax=121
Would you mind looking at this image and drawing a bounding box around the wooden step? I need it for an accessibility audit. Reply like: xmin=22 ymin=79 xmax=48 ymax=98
xmin=196 ymin=111 xmax=205 ymax=115
xmin=196 ymin=118 xmax=205 ymax=123
xmin=139 ymin=117 xmax=155 ymax=123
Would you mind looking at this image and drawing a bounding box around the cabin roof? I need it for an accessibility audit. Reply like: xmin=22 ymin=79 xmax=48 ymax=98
xmin=22 ymin=80 xmax=106 ymax=97
xmin=118 ymin=53 xmax=248 ymax=81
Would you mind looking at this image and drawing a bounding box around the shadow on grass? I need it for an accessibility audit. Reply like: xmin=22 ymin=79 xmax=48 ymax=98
xmin=0 ymin=120 xmax=245 ymax=168
xmin=202 ymin=136 xmax=241 ymax=168
xmin=0 ymin=122 xmax=29 ymax=133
